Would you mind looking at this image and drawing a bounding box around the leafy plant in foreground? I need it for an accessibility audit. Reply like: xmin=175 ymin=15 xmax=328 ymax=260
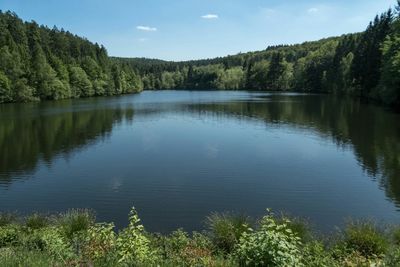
xmin=83 ymin=222 xmax=116 ymax=261
xmin=116 ymin=207 xmax=154 ymax=264
xmin=235 ymin=210 xmax=303 ymax=267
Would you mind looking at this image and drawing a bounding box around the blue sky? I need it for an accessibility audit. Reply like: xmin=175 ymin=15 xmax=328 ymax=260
xmin=0 ymin=0 xmax=396 ymax=61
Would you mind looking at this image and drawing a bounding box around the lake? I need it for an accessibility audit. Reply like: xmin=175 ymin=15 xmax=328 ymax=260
xmin=0 ymin=91 xmax=399 ymax=233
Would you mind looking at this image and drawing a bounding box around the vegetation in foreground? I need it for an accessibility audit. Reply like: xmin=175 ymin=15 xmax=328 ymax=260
xmin=1 ymin=208 xmax=400 ymax=266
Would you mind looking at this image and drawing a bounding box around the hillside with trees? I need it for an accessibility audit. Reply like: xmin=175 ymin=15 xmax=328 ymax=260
xmin=116 ymin=2 xmax=400 ymax=108
xmin=1 ymin=1 xmax=400 ymax=107
xmin=0 ymin=11 xmax=143 ymax=103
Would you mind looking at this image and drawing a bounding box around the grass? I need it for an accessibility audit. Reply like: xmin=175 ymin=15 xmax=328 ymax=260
xmin=206 ymin=212 xmax=251 ymax=253
xmin=341 ymin=220 xmax=389 ymax=258
xmin=0 ymin=209 xmax=400 ymax=266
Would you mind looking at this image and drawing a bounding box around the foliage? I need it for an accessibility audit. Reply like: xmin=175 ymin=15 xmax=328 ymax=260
xmin=340 ymin=221 xmax=389 ymax=258
xmin=2 ymin=209 xmax=400 ymax=266
xmin=276 ymin=214 xmax=311 ymax=243
xmin=83 ymin=223 xmax=116 ymax=261
xmin=0 ymin=225 xmax=21 ymax=247
xmin=206 ymin=212 xmax=251 ymax=253
xmin=57 ymin=209 xmax=94 ymax=239
xmin=0 ymin=212 xmax=17 ymax=226
xmin=33 ymin=227 xmax=74 ymax=261
xmin=0 ymin=11 xmax=143 ymax=104
xmin=234 ymin=210 xmax=304 ymax=266
xmin=393 ymin=226 xmax=400 ymax=245
xmin=25 ymin=213 xmax=49 ymax=230
xmin=116 ymin=207 xmax=154 ymax=264
xmin=385 ymin=247 xmax=400 ymax=266
xmin=301 ymin=241 xmax=338 ymax=267
xmin=0 ymin=249 xmax=56 ymax=267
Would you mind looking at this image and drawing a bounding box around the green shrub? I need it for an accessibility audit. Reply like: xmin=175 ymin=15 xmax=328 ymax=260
xmin=33 ymin=227 xmax=74 ymax=261
xmin=277 ymin=214 xmax=311 ymax=242
xmin=58 ymin=209 xmax=94 ymax=239
xmin=83 ymin=222 xmax=116 ymax=261
xmin=192 ymin=231 xmax=214 ymax=252
xmin=235 ymin=210 xmax=303 ymax=266
xmin=301 ymin=241 xmax=338 ymax=267
xmin=25 ymin=213 xmax=49 ymax=229
xmin=384 ymin=247 xmax=400 ymax=266
xmin=0 ymin=225 xmax=22 ymax=247
xmin=0 ymin=213 xmax=17 ymax=226
xmin=165 ymin=229 xmax=191 ymax=255
xmin=206 ymin=212 xmax=251 ymax=253
xmin=116 ymin=207 xmax=154 ymax=264
xmin=342 ymin=221 xmax=388 ymax=258
xmin=393 ymin=226 xmax=400 ymax=245
xmin=160 ymin=230 xmax=216 ymax=266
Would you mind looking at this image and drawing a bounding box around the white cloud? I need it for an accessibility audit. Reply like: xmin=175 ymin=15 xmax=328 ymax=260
xmin=138 ymin=38 xmax=148 ymax=42
xmin=201 ymin=14 xmax=219 ymax=19
xmin=136 ymin=25 xmax=157 ymax=32
xmin=308 ymin=8 xmax=319 ymax=14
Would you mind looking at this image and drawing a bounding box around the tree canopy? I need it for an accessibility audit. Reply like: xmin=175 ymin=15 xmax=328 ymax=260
xmin=0 ymin=10 xmax=143 ymax=103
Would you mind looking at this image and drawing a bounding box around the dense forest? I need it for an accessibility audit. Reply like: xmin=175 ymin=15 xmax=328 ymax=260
xmin=0 ymin=11 xmax=143 ymax=103
xmin=1 ymin=2 xmax=400 ymax=107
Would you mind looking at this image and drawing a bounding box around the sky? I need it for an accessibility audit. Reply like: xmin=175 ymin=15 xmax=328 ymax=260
xmin=0 ymin=0 xmax=397 ymax=61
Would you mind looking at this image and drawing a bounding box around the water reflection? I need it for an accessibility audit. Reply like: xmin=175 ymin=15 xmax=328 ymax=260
xmin=0 ymin=91 xmax=399 ymax=227
xmin=0 ymin=99 xmax=134 ymax=185
xmin=183 ymin=94 xmax=400 ymax=207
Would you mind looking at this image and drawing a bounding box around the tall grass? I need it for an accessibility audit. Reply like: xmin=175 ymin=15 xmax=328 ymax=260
xmin=57 ymin=209 xmax=95 ymax=239
xmin=206 ymin=212 xmax=251 ymax=253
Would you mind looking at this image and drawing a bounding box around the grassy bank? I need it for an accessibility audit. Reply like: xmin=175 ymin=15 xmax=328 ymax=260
xmin=1 ymin=208 xmax=400 ymax=266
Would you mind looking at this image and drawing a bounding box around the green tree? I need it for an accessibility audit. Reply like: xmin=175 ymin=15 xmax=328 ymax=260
xmin=0 ymin=71 xmax=12 ymax=103
xmin=69 ymin=66 xmax=93 ymax=98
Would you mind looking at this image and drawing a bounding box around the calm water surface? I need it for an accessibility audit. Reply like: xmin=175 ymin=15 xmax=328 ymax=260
xmin=1 ymin=91 xmax=399 ymax=232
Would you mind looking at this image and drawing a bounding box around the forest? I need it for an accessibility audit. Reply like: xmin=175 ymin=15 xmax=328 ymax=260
xmin=1 ymin=2 xmax=400 ymax=107
xmin=0 ymin=11 xmax=143 ymax=103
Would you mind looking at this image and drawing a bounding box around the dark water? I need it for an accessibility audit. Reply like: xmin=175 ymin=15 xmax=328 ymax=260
xmin=1 ymin=91 xmax=400 ymax=232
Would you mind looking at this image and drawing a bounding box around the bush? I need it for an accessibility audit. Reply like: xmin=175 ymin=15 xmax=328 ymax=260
xmin=0 ymin=225 xmax=21 ymax=247
xmin=30 ymin=227 xmax=74 ymax=261
xmin=83 ymin=223 xmax=116 ymax=261
xmin=235 ymin=210 xmax=303 ymax=266
xmin=384 ymin=247 xmax=400 ymax=266
xmin=25 ymin=213 xmax=49 ymax=230
xmin=160 ymin=230 xmax=215 ymax=266
xmin=342 ymin=221 xmax=388 ymax=258
xmin=301 ymin=241 xmax=338 ymax=267
xmin=393 ymin=226 xmax=400 ymax=245
xmin=206 ymin=212 xmax=251 ymax=253
xmin=58 ymin=209 xmax=94 ymax=239
xmin=276 ymin=214 xmax=311 ymax=242
xmin=0 ymin=213 xmax=17 ymax=226
xmin=165 ymin=229 xmax=191 ymax=256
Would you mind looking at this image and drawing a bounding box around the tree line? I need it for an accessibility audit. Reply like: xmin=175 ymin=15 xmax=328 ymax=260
xmin=1 ymin=2 xmax=400 ymax=107
xmin=116 ymin=2 xmax=400 ymax=107
xmin=0 ymin=10 xmax=143 ymax=103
